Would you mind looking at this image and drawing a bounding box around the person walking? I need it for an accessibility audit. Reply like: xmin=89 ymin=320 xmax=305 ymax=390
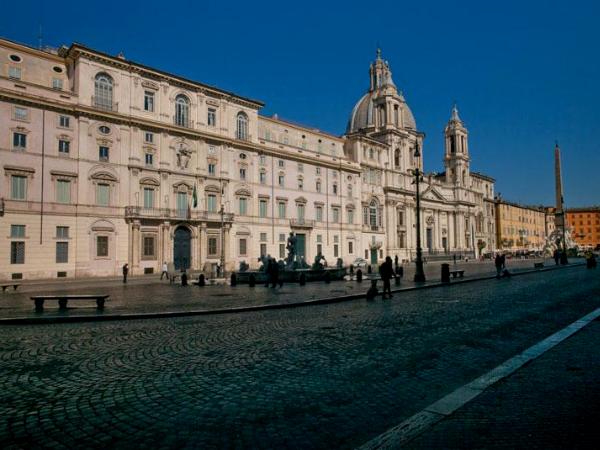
xmin=553 ymin=248 xmax=560 ymax=266
xmin=160 ymin=261 xmax=169 ymax=280
xmin=270 ymin=258 xmax=280 ymax=288
xmin=379 ymin=256 xmax=394 ymax=299
xmin=122 ymin=263 xmax=129 ymax=284
xmin=494 ymin=253 xmax=503 ymax=278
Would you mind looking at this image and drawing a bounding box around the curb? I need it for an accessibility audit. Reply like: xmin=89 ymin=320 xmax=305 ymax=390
xmin=0 ymin=263 xmax=586 ymax=325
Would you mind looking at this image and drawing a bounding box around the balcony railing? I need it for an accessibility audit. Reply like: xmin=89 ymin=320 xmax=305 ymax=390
xmin=363 ymin=224 xmax=382 ymax=232
xmin=125 ymin=206 xmax=234 ymax=222
xmin=92 ymin=96 xmax=118 ymax=112
xmin=173 ymin=117 xmax=190 ymax=128
xmin=290 ymin=218 xmax=315 ymax=228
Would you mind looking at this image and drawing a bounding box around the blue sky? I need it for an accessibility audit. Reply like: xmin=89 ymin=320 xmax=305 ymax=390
xmin=2 ymin=0 xmax=598 ymax=206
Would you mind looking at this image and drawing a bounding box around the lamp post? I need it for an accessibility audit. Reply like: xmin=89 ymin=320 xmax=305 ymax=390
xmin=219 ymin=203 xmax=226 ymax=278
xmin=411 ymin=143 xmax=426 ymax=282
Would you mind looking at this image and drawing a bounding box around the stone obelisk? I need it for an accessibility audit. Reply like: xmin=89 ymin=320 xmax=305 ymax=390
xmin=554 ymin=142 xmax=565 ymax=230
xmin=554 ymin=142 xmax=568 ymax=263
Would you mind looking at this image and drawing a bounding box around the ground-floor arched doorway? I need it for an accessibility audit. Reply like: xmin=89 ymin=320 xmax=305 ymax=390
xmin=174 ymin=226 xmax=191 ymax=270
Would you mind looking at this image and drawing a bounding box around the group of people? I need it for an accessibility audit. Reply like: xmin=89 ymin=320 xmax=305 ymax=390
xmin=264 ymin=257 xmax=283 ymax=288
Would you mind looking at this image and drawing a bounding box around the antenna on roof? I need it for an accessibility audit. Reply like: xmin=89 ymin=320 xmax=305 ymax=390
xmin=38 ymin=24 xmax=43 ymax=50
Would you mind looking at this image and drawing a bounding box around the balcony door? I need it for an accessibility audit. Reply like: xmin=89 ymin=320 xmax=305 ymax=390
xmin=296 ymin=233 xmax=306 ymax=261
xmin=176 ymin=192 xmax=188 ymax=218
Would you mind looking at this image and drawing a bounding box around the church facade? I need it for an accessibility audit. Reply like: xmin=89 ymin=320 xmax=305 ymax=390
xmin=0 ymin=38 xmax=495 ymax=280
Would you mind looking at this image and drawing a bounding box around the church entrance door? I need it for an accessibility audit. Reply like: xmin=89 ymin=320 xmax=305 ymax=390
xmin=174 ymin=227 xmax=191 ymax=270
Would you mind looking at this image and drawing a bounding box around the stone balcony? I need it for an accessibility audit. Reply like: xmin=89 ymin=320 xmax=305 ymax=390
xmin=125 ymin=206 xmax=234 ymax=223
xmin=290 ymin=218 xmax=315 ymax=229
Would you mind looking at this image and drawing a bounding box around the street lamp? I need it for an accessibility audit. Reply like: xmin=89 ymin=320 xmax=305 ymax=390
xmin=411 ymin=143 xmax=426 ymax=282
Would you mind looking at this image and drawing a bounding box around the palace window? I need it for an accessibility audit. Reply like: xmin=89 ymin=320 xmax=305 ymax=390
xmin=56 ymin=226 xmax=69 ymax=239
xmin=144 ymin=91 xmax=154 ymax=112
xmin=9 ymin=66 xmax=22 ymax=80
xmin=278 ymin=159 xmax=285 ymax=168
xmin=316 ymin=180 xmax=321 ymax=193
xmin=316 ymin=205 xmax=323 ymax=222
xmin=236 ymin=112 xmax=249 ymax=140
xmin=145 ymin=153 xmax=153 ymax=166
xmin=58 ymin=140 xmax=70 ymax=154
xmin=278 ymin=201 xmax=286 ymax=219
xmin=145 ymin=132 xmax=154 ymax=143
xmin=208 ymin=163 xmax=217 ymax=175
xmin=11 ymin=175 xmax=27 ymax=200
xmin=239 ymin=238 xmax=247 ymax=256
xmin=11 ymin=242 xmax=25 ymax=264
xmin=52 ymin=78 xmax=63 ymax=90
xmin=239 ymin=167 xmax=247 ymax=180
xmin=348 ymin=241 xmax=354 ymax=254
xmin=99 ymin=146 xmax=109 ymax=161
xmin=13 ymin=133 xmax=26 ymax=149
xmin=347 ymin=209 xmax=354 ymax=224
xmin=238 ymin=197 xmax=248 ymax=215
xmin=259 ymin=169 xmax=267 ymax=184
xmin=96 ymin=236 xmax=109 ymax=257
xmin=175 ymin=95 xmax=190 ymax=127
xmin=332 ymin=207 xmax=340 ymax=223
xmin=208 ymin=237 xmax=218 ymax=256
xmin=143 ymin=236 xmax=156 ymax=258
xmin=259 ymin=199 xmax=268 ymax=218
xmin=94 ymin=74 xmax=113 ymax=110
xmin=59 ymin=115 xmax=70 ymax=128
xmin=96 ymin=183 xmax=110 ymax=206
xmin=207 ymin=194 xmax=217 ymax=212
xmin=11 ymin=225 xmax=25 ymax=238
xmin=278 ymin=173 xmax=285 ymax=187
xmin=207 ymin=108 xmax=216 ymax=127
xmin=143 ymin=187 xmax=154 ymax=209
xmin=14 ymin=106 xmax=28 ymax=121
xmin=56 ymin=242 xmax=68 ymax=263
xmin=56 ymin=180 xmax=71 ymax=204
xmin=297 ymin=204 xmax=305 ymax=220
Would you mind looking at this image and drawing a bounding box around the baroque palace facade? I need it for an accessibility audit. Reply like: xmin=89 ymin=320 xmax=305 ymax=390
xmin=0 ymin=38 xmax=495 ymax=279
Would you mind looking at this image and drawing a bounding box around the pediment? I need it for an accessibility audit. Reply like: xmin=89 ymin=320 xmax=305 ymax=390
xmin=421 ymin=186 xmax=446 ymax=201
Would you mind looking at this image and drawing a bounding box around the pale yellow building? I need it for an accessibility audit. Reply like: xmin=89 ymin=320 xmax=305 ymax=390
xmin=495 ymin=199 xmax=547 ymax=251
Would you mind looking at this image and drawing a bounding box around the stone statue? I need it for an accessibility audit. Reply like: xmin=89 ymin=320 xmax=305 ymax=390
xmin=312 ymin=252 xmax=326 ymax=271
xmin=336 ymin=258 xmax=343 ymax=269
xmin=176 ymin=145 xmax=192 ymax=169
xmin=286 ymin=232 xmax=297 ymax=267
xmin=239 ymin=261 xmax=249 ymax=272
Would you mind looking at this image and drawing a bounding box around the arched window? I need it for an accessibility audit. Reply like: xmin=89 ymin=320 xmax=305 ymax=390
xmin=369 ymin=199 xmax=379 ymax=228
xmin=394 ymin=149 xmax=400 ymax=168
xmin=94 ymin=73 xmax=113 ymax=110
xmin=236 ymin=112 xmax=248 ymax=140
xmin=175 ymin=95 xmax=190 ymax=127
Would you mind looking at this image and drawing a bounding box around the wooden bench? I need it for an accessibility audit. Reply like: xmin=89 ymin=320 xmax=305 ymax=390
xmin=30 ymin=295 xmax=109 ymax=311
xmin=450 ymin=270 xmax=465 ymax=278
xmin=534 ymin=262 xmax=544 ymax=269
xmin=1 ymin=283 xmax=20 ymax=292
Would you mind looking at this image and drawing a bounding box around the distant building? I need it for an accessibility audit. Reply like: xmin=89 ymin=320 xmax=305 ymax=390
xmin=495 ymin=199 xmax=547 ymax=251
xmin=0 ymin=38 xmax=495 ymax=280
xmin=566 ymin=207 xmax=600 ymax=249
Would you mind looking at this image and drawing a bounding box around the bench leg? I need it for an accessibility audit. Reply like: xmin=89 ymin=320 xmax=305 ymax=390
xmin=58 ymin=298 xmax=68 ymax=310
xmin=96 ymin=299 xmax=105 ymax=309
xmin=34 ymin=299 xmax=44 ymax=311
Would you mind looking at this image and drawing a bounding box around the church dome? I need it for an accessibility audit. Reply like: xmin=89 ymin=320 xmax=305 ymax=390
xmin=345 ymin=50 xmax=417 ymax=134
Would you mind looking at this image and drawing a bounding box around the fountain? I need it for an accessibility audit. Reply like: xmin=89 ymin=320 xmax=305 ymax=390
xmin=235 ymin=231 xmax=347 ymax=284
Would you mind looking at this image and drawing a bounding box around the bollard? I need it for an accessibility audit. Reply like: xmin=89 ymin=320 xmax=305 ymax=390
xmin=367 ymin=265 xmax=372 ymax=274
xmin=248 ymin=274 xmax=256 ymax=287
xmin=397 ymin=266 xmax=404 ymax=278
xmin=366 ymin=279 xmax=378 ymax=301
xmin=198 ymin=274 xmax=205 ymax=287
xmin=356 ymin=269 xmax=363 ymax=283
xmin=299 ymin=273 xmax=306 ymax=285
xmin=230 ymin=272 xmax=237 ymax=286
xmin=324 ymin=272 xmax=331 ymax=283
xmin=349 ymin=264 xmax=355 ymax=275
xmin=441 ymin=263 xmax=450 ymax=283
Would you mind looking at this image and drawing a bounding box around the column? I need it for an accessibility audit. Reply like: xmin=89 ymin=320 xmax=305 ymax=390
xmin=199 ymin=223 xmax=207 ymax=272
xmin=223 ymin=224 xmax=231 ymax=271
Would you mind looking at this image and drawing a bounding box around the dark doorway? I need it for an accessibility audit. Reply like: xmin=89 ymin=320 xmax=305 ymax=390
xmin=296 ymin=233 xmax=306 ymax=261
xmin=370 ymin=248 xmax=378 ymax=264
xmin=426 ymin=228 xmax=433 ymax=252
xmin=174 ymin=227 xmax=191 ymax=270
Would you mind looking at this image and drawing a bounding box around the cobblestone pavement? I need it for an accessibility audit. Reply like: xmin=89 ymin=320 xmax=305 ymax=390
xmin=0 ymin=258 xmax=564 ymax=318
xmin=408 ymin=320 xmax=600 ymax=449
xmin=1 ymin=267 xmax=598 ymax=449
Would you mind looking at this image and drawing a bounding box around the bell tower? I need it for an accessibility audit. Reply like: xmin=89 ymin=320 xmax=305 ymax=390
xmin=444 ymin=104 xmax=470 ymax=185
